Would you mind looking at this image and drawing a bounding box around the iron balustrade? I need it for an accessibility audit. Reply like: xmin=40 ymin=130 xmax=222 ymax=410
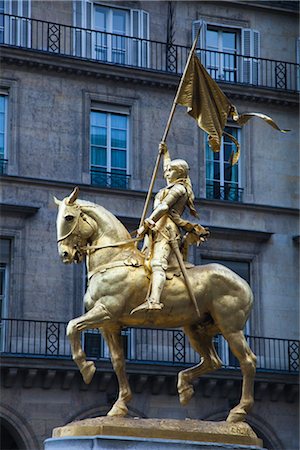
xmin=1 ymin=318 xmax=298 ymax=373
xmin=0 ymin=13 xmax=299 ymax=92
xmin=206 ymin=182 xmax=244 ymax=202
xmin=90 ymin=167 xmax=131 ymax=190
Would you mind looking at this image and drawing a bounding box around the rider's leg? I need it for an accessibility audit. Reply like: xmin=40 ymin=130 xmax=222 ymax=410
xmin=130 ymin=240 xmax=170 ymax=313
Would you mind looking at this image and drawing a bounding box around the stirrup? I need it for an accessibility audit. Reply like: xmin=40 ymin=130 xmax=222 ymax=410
xmin=130 ymin=299 xmax=164 ymax=315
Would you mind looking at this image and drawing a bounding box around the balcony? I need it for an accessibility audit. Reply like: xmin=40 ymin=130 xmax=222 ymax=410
xmin=1 ymin=318 xmax=299 ymax=374
xmin=90 ymin=168 xmax=131 ymax=190
xmin=0 ymin=13 xmax=299 ymax=93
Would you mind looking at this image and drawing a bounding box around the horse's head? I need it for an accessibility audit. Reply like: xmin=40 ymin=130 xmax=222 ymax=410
xmin=54 ymin=187 xmax=97 ymax=264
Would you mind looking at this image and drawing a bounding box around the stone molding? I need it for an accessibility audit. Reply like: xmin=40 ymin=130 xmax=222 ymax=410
xmin=0 ymin=46 xmax=298 ymax=107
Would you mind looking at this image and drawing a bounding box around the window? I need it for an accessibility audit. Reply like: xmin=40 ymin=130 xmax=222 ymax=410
xmin=74 ymin=1 xmax=149 ymax=67
xmin=0 ymin=94 xmax=7 ymax=174
xmin=193 ymin=20 xmax=260 ymax=85
xmin=90 ymin=110 xmax=129 ymax=189
xmin=206 ymin=27 xmax=238 ymax=82
xmin=201 ymin=257 xmax=251 ymax=366
xmin=206 ymin=126 xmax=242 ymax=202
xmin=1 ymin=0 xmax=31 ymax=47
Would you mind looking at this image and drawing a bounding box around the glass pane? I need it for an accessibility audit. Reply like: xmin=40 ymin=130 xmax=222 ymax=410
xmin=206 ymin=160 xmax=214 ymax=181
xmin=0 ymin=96 xmax=5 ymax=113
xmin=113 ymin=10 xmax=126 ymax=35
xmin=0 ymin=134 xmax=4 ymax=155
xmin=94 ymin=7 xmax=107 ymax=31
xmin=111 ymin=114 xmax=127 ymax=129
xmin=223 ymin=32 xmax=236 ymax=51
xmin=224 ymin=143 xmax=234 ymax=161
xmin=111 ymin=149 xmax=126 ymax=168
xmin=0 ymin=266 xmax=5 ymax=296
xmin=207 ymin=29 xmax=218 ymax=50
xmin=111 ymin=129 xmax=126 ymax=148
xmin=91 ymin=146 xmax=106 ymax=166
xmin=214 ymin=161 xmax=220 ymax=180
xmin=0 ymin=113 xmax=4 ymax=132
xmin=91 ymin=126 xmax=106 ymax=146
xmin=91 ymin=111 xmax=106 ymax=127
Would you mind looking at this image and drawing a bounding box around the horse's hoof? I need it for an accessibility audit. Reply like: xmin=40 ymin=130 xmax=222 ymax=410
xmin=107 ymin=402 xmax=128 ymax=417
xmin=179 ymin=385 xmax=194 ymax=406
xmin=226 ymin=410 xmax=246 ymax=423
xmin=80 ymin=361 xmax=96 ymax=384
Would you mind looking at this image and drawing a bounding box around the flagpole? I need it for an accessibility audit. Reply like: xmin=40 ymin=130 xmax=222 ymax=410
xmin=138 ymin=26 xmax=202 ymax=228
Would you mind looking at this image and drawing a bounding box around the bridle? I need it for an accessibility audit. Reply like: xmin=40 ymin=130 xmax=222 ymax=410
xmin=57 ymin=204 xmax=143 ymax=254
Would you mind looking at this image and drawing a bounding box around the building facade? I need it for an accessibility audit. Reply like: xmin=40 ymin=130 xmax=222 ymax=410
xmin=0 ymin=1 xmax=299 ymax=449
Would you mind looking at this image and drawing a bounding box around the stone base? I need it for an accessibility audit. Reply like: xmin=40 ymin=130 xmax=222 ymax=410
xmin=45 ymin=417 xmax=265 ymax=450
xmin=45 ymin=435 xmax=266 ymax=450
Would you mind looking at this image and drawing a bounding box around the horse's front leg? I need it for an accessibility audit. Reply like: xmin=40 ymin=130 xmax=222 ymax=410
xmin=67 ymin=301 xmax=112 ymax=384
xmin=101 ymin=327 xmax=132 ymax=417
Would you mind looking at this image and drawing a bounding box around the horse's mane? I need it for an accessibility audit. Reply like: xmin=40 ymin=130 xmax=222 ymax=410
xmin=76 ymin=199 xmax=131 ymax=240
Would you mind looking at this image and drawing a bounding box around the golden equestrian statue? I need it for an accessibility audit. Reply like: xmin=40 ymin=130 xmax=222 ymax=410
xmin=54 ymin=29 xmax=288 ymax=429
xmin=55 ymin=185 xmax=256 ymax=423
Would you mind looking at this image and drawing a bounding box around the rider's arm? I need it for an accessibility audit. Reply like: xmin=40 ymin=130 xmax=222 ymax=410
xmin=146 ymin=184 xmax=186 ymax=226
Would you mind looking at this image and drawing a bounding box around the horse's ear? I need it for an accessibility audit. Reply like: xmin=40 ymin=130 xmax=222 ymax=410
xmin=66 ymin=187 xmax=79 ymax=205
xmin=53 ymin=196 xmax=61 ymax=207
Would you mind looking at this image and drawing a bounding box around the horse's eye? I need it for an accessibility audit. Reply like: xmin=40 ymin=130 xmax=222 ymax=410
xmin=65 ymin=215 xmax=74 ymax=222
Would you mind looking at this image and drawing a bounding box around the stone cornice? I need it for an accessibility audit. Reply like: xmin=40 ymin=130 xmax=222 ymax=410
xmin=0 ymin=46 xmax=298 ymax=107
xmin=1 ymin=357 xmax=298 ymax=403
xmin=1 ymin=174 xmax=298 ymax=218
xmin=0 ymin=202 xmax=40 ymax=216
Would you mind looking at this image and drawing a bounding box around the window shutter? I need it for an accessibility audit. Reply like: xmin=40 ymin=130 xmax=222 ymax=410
xmin=242 ymin=28 xmax=260 ymax=85
xmin=74 ymin=0 xmax=82 ymax=27
xmin=192 ymin=19 xmax=206 ymax=63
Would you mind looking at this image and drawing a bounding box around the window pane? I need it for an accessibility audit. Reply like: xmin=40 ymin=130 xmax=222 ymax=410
xmin=91 ymin=111 xmax=106 ymax=127
xmin=111 ymin=114 xmax=127 ymax=129
xmin=94 ymin=7 xmax=107 ymax=31
xmin=91 ymin=147 xmax=106 ymax=166
xmin=0 ymin=134 xmax=4 ymax=154
xmin=111 ymin=129 xmax=126 ymax=148
xmin=223 ymin=32 xmax=236 ymax=51
xmin=214 ymin=161 xmax=220 ymax=180
xmin=0 ymin=96 xmax=5 ymax=113
xmin=111 ymin=149 xmax=126 ymax=168
xmin=91 ymin=126 xmax=106 ymax=146
xmin=113 ymin=10 xmax=126 ymax=35
xmin=207 ymin=29 xmax=218 ymax=49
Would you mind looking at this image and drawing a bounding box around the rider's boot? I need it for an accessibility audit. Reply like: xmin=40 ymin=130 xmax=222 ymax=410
xmin=130 ymin=267 xmax=165 ymax=314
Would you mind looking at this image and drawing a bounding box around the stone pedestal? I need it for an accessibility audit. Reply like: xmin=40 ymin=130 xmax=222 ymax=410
xmin=45 ymin=417 xmax=266 ymax=450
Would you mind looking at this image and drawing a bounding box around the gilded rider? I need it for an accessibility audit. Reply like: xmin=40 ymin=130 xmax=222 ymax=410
xmin=131 ymin=141 xmax=208 ymax=314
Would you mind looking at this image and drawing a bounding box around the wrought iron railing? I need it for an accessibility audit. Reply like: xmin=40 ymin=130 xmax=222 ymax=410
xmin=90 ymin=168 xmax=131 ymax=190
xmin=0 ymin=14 xmax=299 ymax=92
xmin=1 ymin=319 xmax=298 ymax=373
xmin=206 ymin=182 xmax=244 ymax=202
xmin=0 ymin=158 xmax=8 ymax=174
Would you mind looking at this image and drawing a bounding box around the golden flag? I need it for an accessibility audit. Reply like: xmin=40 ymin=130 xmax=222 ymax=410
xmin=176 ymin=54 xmax=289 ymax=165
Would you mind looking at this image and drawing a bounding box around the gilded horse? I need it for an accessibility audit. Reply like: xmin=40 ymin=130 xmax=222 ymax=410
xmin=55 ymin=187 xmax=256 ymax=423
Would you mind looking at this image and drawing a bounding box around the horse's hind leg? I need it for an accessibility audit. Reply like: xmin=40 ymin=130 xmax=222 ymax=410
xmin=178 ymin=324 xmax=222 ymax=406
xmin=223 ymin=330 xmax=256 ymax=423
xmin=101 ymin=327 xmax=132 ymax=417
xmin=67 ymin=302 xmax=111 ymax=384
